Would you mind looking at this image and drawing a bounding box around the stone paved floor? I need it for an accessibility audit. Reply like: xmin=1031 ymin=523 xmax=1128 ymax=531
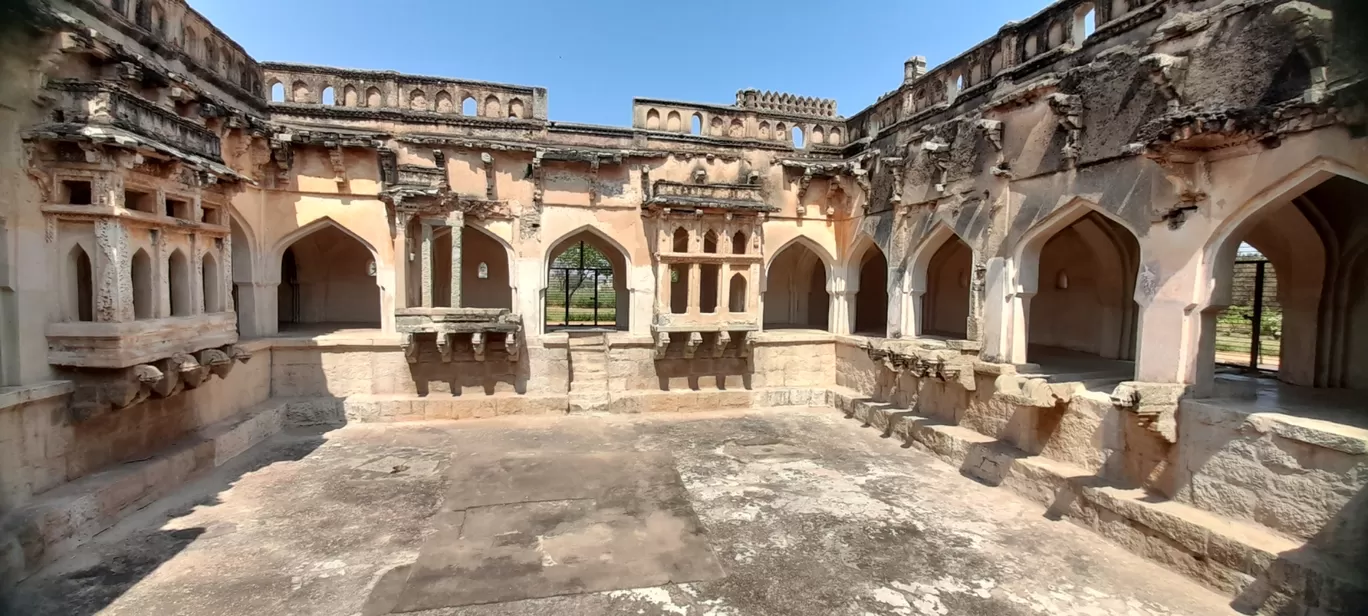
xmin=10 ymin=408 xmax=1240 ymax=616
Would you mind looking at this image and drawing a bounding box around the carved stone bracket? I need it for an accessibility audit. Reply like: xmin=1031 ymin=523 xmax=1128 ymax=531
xmin=197 ymin=348 xmax=233 ymax=379
xmin=708 ymin=332 xmax=728 ymax=358
xmin=1047 ymin=94 xmax=1084 ymax=168
xmin=976 ymin=119 xmax=1003 ymax=152
xmin=923 ymin=139 xmax=953 ymax=192
xmin=1143 ymin=152 xmax=1209 ymax=229
xmin=505 ymin=331 xmax=520 ymax=362
xmin=797 ymin=168 xmax=813 ymax=203
xmin=885 ymin=157 xmax=905 ymax=207
xmin=1109 ymin=381 xmax=1187 ymax=443
xmin=401 ymin=332 xmax=419 ymax=364
xmin=588 ymin=158 xmax=601 ymax=205
xmin=134 ymin=363 xmax=172 ymax=398
xmin=683 ymin=332 xmax=703 ymax=359
xmin=436 ymin=332 xmax=454 ymax=363
xmin=328 ymin=146 xmax=347 ymax=187
xmin=654 ymin=331 xmax=670 ymax=360
xmin=270 ymin=139 xmax=293 ymax=188
xmin=471 ymin=332 xmax=486 ymax=362
xmin=172 ymin=352 xmax=209 ymax=389
xmin=1139 ymin=54 xmax=1188 ymax=111
xmin=229 ymin=345 xmax=252 ymax=364
xmin=481 ymin=152 xmax=496 ymax=199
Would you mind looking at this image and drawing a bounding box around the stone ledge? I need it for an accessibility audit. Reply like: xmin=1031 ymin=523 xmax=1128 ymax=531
xmin=0 ymin=382 xmax=74 ymax=411
xmin=608 ymin=387 xmax=829 ymax=415
xmin=752 ymin=330 xmax=835 ymax=345
xmin=263 ymin=334 xmax=404 ymax=349
xmin=827 ymin=387 xmax=1362 ymax=612
xmin=1184 ymin=399 xmax=1368 ymax=456
xmin=282 ymin=394 xmax=570 ymax=425
xmin=0 ymin=398 xmax=286 ymax=589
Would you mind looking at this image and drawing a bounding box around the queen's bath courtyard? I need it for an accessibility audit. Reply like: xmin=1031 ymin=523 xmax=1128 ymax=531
xmin=0 ymin=0 xmax=1365 ymax=613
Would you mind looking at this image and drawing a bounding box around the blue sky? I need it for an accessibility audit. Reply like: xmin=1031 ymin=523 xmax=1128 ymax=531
xmin=194 ymin=0 xmax=1048 ymax=126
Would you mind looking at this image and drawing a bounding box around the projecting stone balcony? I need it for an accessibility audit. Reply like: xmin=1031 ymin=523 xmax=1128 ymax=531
xmin=396 ymin=307 xmax=522 ymax=363
xmin=645 ymin=181 xmax=774 ymax=213
xmin=47 ymin=313 xmax=238 ymax=369
xmin=42 ymin=81 xmax=224 ymax=163
xmin=651 ymin=316 xmax=758 ymax=361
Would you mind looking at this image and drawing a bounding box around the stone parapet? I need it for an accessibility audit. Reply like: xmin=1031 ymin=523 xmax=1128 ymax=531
xmin=261 ymin=62 xmax=548 ymax=122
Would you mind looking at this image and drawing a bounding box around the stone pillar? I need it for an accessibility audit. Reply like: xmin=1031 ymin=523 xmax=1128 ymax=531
xmin=829 ymin=292 xmax=854 ymax=335
xmin=393 ymin=212 xmax=410 ymax=310
xmin=448 ymin=212 xmax=464 ymax=308
xmin=980 ymin=256 xmax=1012 ymax=362
xmin=687 ymin=263 xmax=701 ymax=314
xmin=93 ymin=217 xmax=133 ymax=322
xmin=655 ymin=261 xmax=671 ymax=318
xmin=235 ymin=281 xmax=278 ymax=338
xmin=715 ymin=263 xmax=726 ymax=314
xmin=420 ymin=221 xmax=434 ymax=308
xmin=1134 ymin=253 xmax=1205 ymax=386
xmin=903 ymin=272 xmax=923 ymax=338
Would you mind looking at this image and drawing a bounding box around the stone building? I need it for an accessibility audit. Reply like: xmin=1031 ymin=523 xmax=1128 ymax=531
xmin=0 ymin=0 xmax=1365 ymax=613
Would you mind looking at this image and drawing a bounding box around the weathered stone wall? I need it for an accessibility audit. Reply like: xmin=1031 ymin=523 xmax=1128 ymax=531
xmin=0 ymin=341 xmax=270 ymax=516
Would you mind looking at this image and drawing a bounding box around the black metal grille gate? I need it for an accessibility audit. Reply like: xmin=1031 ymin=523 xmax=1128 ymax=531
xmin=1214 ymin=253 xmax=1281 ymax=372
xmin=545 ymin=241 xmax=617 ymax=328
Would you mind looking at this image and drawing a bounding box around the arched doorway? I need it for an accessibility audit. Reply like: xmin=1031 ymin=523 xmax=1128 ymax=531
xmin=853 ymin=244 xmax=889 ymax=336
xmin=763 ymin=239 xmax=830 ymax=330
xmin=923 ymin=235 xmax=972 ymax=339
xmin=1025 ymin=211 xmax=1139 ymax=364
xmin=276 ymin=223 xmax=381 ymax=332
xmin=545 ymin=230 xmax=629 ymax=331
xmin=1205 ymin=174 xmax=1368 ymax=390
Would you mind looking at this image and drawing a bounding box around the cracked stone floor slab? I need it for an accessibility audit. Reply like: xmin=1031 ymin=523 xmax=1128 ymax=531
xmin=8 ymin=408 xmax=1240 ymax=616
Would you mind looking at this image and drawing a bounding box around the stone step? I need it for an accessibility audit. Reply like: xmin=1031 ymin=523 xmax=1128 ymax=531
xmin=0 ymin=399 xmax=287 ymax=588
xmin=570 ymin=381 xmax=607 ymax=393
xmin=566 ymin=335 xmax=608 ymax=349
xmin=827 ymin=387 xmax=1365 ymax=612
xmin=568 ymin=392 xmax=610 ymax=414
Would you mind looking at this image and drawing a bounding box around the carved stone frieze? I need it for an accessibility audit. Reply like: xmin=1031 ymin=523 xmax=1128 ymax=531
xmin=93 ymin=217 xmax=132 ymax=323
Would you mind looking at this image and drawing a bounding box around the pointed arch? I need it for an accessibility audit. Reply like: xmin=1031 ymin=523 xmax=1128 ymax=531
xmin=67 ymin=244 xmax=94 ymax=322
xmin=543 ymin=223 xmax=635 ymax=287
xmin=1012 ymin=197 xmax=1139 ymax=298
xmin=728 ymin=273 xmax=747 ymax=313
xmin=764 ymin=233 xmax=836 ymax=283
xmin=764 ymin=234 xmax=833 ymax=331
xmin=267 ymin=216 xmax=381 ymax=278
xmin=844 ymin=234 xmax=889 ymax=336
xmin=274 ymin=217 xmax=382 ymax=330
xmin=132 ymin=248 xmax=153 ymax=319
xmin=168 ymin=248 xmax=192 ymax=316
xmin=202 ymin=252 xmax=222 ymax=313
xmin=227 ymin=206 xmax=259 ymax=282
xmin=902 ymin=222 xmax=973 ymax=338
xmin=543 ymin=224 xmax=634 ymax=332
xmin=703 ymin=229 xmax=719 ymax=253
xmin=1009 ymin=197 xmax=1141 ymax=363
xmin=459 ymin=223 xmax=514 ymax=310
xmin=1194 ymin=159 xmax=1368 ymax=390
